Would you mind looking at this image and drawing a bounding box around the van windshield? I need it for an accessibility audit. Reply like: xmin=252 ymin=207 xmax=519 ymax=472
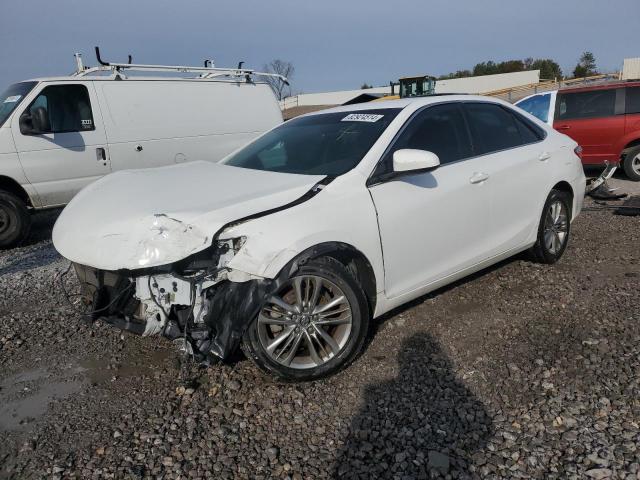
xmin=0 ymin=82 xmax=37 ymax=127
xmin=224 ymin=109 xmax=401 ymax=176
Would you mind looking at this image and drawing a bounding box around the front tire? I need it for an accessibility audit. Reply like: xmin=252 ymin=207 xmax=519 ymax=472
xmin=530 ymin=189 xmax=572 ymax=264
xmin=0 ymin=190 xmax=31 ymax=249
xmin=623 ymin=146 xmax=640 ymax=182
xmin=241 ymin=256 xmax=370 ymax=381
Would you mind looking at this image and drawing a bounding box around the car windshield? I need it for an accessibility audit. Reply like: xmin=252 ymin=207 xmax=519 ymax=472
xmin=0 ymin=81 xmax=37 ymax=127
xmin=224 ymin=108 xmax=401 ymax=176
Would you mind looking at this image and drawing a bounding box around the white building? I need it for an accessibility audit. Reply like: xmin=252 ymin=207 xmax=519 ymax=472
xmin=281 ymin=70 xmax=541 ymax=111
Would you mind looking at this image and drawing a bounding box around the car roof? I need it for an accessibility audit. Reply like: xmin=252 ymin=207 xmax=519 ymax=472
xmin=301 ymin=94 xmax=511 ymax=117
xmin=558 ymin=80 xmax=640 ymax=94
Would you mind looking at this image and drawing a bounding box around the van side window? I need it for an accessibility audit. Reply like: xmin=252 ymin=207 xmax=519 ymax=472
xmin=26 ymin=85 xmax=95 ymax=133
xmin=556 ymin=89 xmax=616 ymax=120
xmin=626 ymin=87 xmax=640 ymax=114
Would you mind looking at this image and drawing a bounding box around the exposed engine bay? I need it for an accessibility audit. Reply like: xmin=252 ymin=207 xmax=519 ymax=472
xmin=68 ymin=237 xmax=277 ymax=361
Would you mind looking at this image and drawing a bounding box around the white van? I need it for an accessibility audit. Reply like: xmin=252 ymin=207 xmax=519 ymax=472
xmin=0 ymin=51 xmax=284 ymax=247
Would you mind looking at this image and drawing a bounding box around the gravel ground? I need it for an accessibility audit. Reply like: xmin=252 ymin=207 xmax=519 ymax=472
xmin=1 ymin=185 xmax=639 ymax=480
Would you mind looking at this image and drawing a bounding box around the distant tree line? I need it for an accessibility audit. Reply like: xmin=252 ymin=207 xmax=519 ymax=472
xmin=437 ymin=52 xmax=599 ymax=81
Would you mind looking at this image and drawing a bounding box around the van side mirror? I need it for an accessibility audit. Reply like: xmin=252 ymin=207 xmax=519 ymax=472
xmin=19 ymin=107 xmax=51 ymax=135
xmin=392 ymin=149 xmax=440 ymax=174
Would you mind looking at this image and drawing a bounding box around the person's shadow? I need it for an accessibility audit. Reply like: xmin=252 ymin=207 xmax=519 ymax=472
xmin=333 ymin=333 xmax=492 ymax=479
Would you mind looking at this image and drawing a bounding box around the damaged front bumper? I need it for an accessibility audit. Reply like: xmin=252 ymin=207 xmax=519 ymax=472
xmin=72 ymin=240 xmax=275 ymax=360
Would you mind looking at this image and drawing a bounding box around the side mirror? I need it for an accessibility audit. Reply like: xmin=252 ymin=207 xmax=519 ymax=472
xmin=392 ymin=149 xmax=440 ymax=174
xmin=19 ymin=107 xmax=50 ymax=135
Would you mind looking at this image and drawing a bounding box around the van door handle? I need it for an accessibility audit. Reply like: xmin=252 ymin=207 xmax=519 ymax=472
xmin=538 ymin=152 xmax=551 ymax=161
xmin=96 ymin=147 xmax=106 ymax=161
xmin=557 ymin=125 xmax=570 ymax=131
xmin=469 ymin=172 xmax=489 ymax=184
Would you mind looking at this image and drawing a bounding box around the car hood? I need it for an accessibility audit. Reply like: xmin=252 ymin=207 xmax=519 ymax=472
xmin=53 ymin=161 xmax=324 ymax=270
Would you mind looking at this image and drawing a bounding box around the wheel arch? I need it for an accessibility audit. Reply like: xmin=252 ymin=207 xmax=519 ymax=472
xmin=551 ymin=180 xmax=574 ymax=201
xmin=0 ymin=175 xmax=33 ymax=207
xmin=276 ymin=242 xmax=377 ymax=315
xmin=622 ymin=138 xmax=640 ymax=155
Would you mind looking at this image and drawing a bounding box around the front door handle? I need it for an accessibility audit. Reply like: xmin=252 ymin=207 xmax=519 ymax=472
xmin=96 ymin=147 xmax=106 ymax=161
xmin=469 ymin=172 xmax=489 ymax=184
xmin=556 ymin=125 xmax=571 ymax=131
xmin=539 ymin=152 xmax=551 ymax=161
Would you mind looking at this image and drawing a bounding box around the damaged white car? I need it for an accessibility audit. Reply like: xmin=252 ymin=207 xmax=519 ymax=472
xmin=53 ymin=96 xmax=585 ymax=380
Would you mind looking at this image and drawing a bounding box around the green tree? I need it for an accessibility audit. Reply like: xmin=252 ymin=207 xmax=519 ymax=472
xmin=573 ymin=51 xmax=597 ymax=78
xmin=531 ymin=59 xmax=563 ymax=80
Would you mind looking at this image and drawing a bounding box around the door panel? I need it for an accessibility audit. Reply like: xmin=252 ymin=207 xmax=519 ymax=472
xmin=12 ymin=82 xmax=110 ymax=206
xmin=370 ymin=162 xmax=491 ymax=298
xmin=553 ymin=88 xmax=624 ymax=165
xmin=368 ymin=103 xmax=491 ymax=299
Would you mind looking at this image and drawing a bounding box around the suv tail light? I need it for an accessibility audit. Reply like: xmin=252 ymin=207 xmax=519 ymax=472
xmin=574 ymin=145 xmax=583 ymax=159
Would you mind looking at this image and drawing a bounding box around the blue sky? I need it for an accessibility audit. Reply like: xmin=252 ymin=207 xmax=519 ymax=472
xmin=1 ymin=0 xmax=638 ymax=94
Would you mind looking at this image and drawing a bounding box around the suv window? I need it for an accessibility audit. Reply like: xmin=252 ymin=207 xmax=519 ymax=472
xmin=556 ymin=89 xmax=616 ymax=121
xmin=626 ymin=86 xmax=640 ymax=114
xmin=464 ymin=103 xmax=524 ymax=154
xmin=25 ymin=84 xmax=95 ymax=133
xmin=386 ymin=103 xmax=473 ymax=167
xmin=516 ymin=94 xmax=551 ymax=122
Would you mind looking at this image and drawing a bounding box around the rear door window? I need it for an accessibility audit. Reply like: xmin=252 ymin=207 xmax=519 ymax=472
xmin=626 ymin=86 xmax=640 ymax=114
xmin=464 ymin=103 xmax=523 ymax=155
xmin=556 ymin=89 xmax=616 ymax=120
xmin=516 ymin=94 xmax=551 ymax=122
xmin=25 ymin=84 xmax=95 ymax=133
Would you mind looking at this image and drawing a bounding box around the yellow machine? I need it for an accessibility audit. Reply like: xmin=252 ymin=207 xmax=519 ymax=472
xmin=374 ymin=75 xmax=437 ymax=101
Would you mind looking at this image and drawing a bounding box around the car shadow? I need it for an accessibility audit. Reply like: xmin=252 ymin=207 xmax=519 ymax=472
xmin=0 ymin=242 xmax=59 ymax=277
xmin=333 ymin=332 xmax=492 ymax=478
xmin=372 ymin=252 xmax=527 ymax=333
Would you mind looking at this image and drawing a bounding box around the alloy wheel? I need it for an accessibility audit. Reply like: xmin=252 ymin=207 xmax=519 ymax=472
xmin=543 ymin=200 xmax=568 ymax=255
xmin=632 ymin=153 xmax=640 ymax=175
xmin=257 ymin=275 xmax=353 ymax=369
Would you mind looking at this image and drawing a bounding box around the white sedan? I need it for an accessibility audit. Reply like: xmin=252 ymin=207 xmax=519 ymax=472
xmin=53 ymin=95 xmax=586 ymax=381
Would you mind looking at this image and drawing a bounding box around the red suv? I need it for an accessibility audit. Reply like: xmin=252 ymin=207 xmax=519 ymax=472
xmin=516 ymin=81 xmax=640 ymax=181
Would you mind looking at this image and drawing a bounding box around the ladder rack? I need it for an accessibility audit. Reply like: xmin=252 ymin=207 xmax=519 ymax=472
xmin=71 ymin=47 xmax=289 ymax=85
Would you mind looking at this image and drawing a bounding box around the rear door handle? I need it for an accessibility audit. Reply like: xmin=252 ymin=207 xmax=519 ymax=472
xmin=469 ymin=172 xmax=489 ymax=184
xmin=538 ymin=152 xmax=551 ymax=161
xmin=96 ymin=147 xmax=106 ymax=161
xmin=557 ymin=125 xmax=570 ymax=131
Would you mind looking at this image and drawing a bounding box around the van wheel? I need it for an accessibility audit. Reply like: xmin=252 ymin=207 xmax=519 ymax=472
xmin=0 ymin=190 xmax=31 ymax=249
xmin=241 ymin=256 xmax=369 ymax=381
xmin=530 ymin=189 xmax=572 ymax=264
xmin=623 ymin=146 xmax=640 ymax=182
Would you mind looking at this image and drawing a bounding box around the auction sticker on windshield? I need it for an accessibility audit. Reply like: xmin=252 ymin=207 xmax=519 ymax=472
xmin=341 ymin=113 xmax=384 ymax=122
xmin=3 ymin=95 xmax=22 ymax=104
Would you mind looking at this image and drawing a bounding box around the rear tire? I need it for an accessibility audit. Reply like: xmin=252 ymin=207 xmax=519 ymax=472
xmin=529 ymin=189 xmax=572 ymax=264
xmin=623 ymin=146 xmax=640 ymax=182
xmin=0 ymin=190 xmax=31 ymax=249
xmin=241 ymin=256 xmax=370 ymax=381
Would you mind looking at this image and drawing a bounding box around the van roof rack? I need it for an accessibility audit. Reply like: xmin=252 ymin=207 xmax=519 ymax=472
xmin=71 ymin=47 xmax=289 ymax=85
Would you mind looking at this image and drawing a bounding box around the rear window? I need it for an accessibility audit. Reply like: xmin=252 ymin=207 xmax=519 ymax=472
xmin=556 ymin=89 xmax=616 ymax=120
xmin=626 ymin=86 xmax=640 ymax=114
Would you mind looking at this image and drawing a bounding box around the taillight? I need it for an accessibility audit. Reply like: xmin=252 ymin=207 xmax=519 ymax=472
xmin=574 ymin=145 xmax=583 ymax=159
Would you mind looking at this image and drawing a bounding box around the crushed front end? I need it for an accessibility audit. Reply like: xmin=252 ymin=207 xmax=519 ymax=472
xmin=71 ymin=238 xmax=274 ymax=361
